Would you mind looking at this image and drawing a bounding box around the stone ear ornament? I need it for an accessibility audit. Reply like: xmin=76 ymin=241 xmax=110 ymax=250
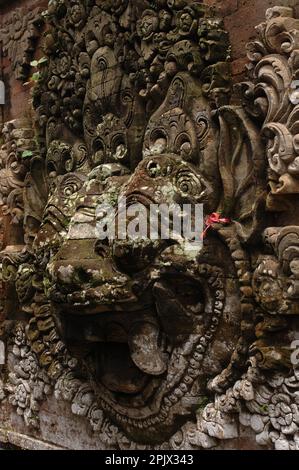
xmin=1 ymin=1 xmax=299 ymax=450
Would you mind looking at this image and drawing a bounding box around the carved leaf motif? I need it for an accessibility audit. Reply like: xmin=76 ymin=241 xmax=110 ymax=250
xmin=254 ymin=56 xmax=292 ymax=123
xmin=217 ymin=106 xmax=265 ymax=241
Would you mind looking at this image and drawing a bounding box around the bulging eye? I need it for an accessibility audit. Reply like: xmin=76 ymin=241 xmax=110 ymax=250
xmin=180 ymin=141 xmax=192 ymax=160
xmin=114 ymin=143 xmax=127 ymax=161
xmin=147 ymin=160 xmax=162 ymax=178
xmin=146 ymin=159 xmax=173 ymax=178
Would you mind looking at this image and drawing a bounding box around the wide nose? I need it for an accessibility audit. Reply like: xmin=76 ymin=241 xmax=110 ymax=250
xmin=47 ymin=239 xmax=137 ymax=305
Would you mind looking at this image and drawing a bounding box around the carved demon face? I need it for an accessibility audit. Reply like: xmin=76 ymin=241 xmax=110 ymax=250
xmin=3 ymin=3 xmax=299 ymax=451
xmin=46 ymin=162 xmax=241 ymax=419
xmin=30 ymin=74 xmax=247 ymax=443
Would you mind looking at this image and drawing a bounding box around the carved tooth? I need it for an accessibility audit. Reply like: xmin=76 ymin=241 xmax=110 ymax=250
xmin=183 ymin=376 xmax=193 ymax=385
xmin=189 ymin=359 xmax=199 ymax=369
xmin=174 ymin=388 xmax=184 ymax=398
xmin=180 ymin=383 xmax=188 ymax=392
xmin=153 ymin=281 xmax=196 ymax=334
xmin=193 ymin=353 xmax=203 ymax=361
xmin=164 ymin=397 xmax=171 ymax=407
xmin=128 ymin=322 xmax=168 ymax=376
xmin=169 ymin=394 xmax=178 ymax=404
xmin=188 ymin=368 xmax=198 ymax=378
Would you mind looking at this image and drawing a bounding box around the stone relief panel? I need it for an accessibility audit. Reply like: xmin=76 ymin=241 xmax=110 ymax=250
xmin=0 ymin=7 xmax=44 ymax=81
xmin=0 ymin=0 xmax=299 ymax=450
xmin=0 ymin=119 xmax=37 ymax=225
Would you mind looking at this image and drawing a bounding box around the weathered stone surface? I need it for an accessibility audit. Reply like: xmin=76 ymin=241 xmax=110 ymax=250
xmin=1 ymin=0 xmax=299 ymax=451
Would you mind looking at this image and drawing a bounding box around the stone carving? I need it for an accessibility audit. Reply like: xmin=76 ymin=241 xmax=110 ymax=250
xmin=0 ymin=323 xmax=51 ymax=428
xmin=0 ymin=7 xmax=44 ymax=81
xmin=1 ymin=0 xmax=299 ymax=450
xmin=242 ymin=6 xmax=299 ymax=208
xmin=0 ymin=119 xmax=36 ymax=225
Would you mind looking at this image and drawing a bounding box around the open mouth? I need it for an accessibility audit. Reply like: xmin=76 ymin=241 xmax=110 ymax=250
xmin=54 ymin=305 xmax=169 ymax=399
xmin=51 ymin=274 xmax=208 ymax=401
xmin=47 ymin=258 xmax=228 ymax=442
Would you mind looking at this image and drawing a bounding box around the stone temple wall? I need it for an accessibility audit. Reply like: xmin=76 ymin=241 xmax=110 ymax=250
xmin=0 ymin=0 xmax=299 ymax=450
xmin=2 ymin=0 xmax=298 ymax=124
xmin=205 ymin=0 xmax=299 ymax=80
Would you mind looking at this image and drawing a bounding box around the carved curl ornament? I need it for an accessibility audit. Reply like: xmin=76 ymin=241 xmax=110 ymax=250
xmin=1 ymin=1 xmax=299 ymax=450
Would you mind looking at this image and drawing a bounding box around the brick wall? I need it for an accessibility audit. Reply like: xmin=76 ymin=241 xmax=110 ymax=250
xmin=203 ymin=0 xmax=299 ymax=81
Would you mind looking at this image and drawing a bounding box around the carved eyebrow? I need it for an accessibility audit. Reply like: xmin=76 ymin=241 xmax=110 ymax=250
xmin=75 ymin=206 xmax=96 ymax=217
